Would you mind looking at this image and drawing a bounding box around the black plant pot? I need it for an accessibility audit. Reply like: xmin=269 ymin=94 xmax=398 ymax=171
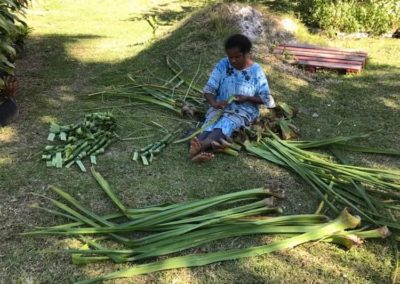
xmin=393 ymin=28 xmax=400 ymax=39
xmin=0 ymin=98 xmax=19 ymax=126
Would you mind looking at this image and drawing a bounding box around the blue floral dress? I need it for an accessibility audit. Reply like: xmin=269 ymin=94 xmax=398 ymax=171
xmin=202 ymin=57 xmax=275 ymax=137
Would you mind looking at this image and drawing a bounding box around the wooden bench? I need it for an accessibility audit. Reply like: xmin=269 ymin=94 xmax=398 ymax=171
xmin=273 ymin=43 xmax=368 ymax=74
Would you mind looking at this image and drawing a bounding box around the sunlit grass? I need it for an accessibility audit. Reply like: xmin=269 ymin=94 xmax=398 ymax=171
xmin=380 ymin=97 xmax=400 ymax=110
xmin=28 ymin=0 xmax=203 ymax=63
xmin=57 ymin=238 xmax=84 ymax=250
xmin=329 ymin=38 xmax=400 ymax=66
xmin=0 ymin=156 xmax=13 ymax=167
xmin=0 ymin=127 xmax=17 ymax=143
xmin=40 ymin=115 xmax=58 ymax=124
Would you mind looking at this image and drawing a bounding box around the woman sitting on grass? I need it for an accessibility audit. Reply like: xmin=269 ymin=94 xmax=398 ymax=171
xmin=190 ymin=34 xmax=276 ymax=162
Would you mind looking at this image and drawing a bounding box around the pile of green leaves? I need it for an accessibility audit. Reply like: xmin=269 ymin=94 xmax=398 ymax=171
xmin=24 ymin=168 xmax=388 ymax=283
xmin=88 ymin=56 xmax=206 ymax=119
xmin=42 ymin=112 xmax=116 ymax=172
xmin=298 ymin=0 xmax=400 ymax=36
xmin=238 ymin=102 xmax=299 ymax=142
xmin=245 ymin=132 xmax=400 ymax=238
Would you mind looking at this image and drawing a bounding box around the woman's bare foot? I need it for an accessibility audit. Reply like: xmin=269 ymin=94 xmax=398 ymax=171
xmin=189 ymin=137 xmax=202 ymax=157
xmin=191 ymin=152 xmax=214 ymax=162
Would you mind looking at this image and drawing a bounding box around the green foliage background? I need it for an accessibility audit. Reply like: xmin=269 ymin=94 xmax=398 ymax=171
xmin=0 ymin=0 xmax=29 ymax=86
xmin=297 ymin=0 xmax=400 ymax=35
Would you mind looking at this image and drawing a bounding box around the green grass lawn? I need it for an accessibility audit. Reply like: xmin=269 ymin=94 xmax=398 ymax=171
xmin=0 ymin=1 xmax=399 ymax=283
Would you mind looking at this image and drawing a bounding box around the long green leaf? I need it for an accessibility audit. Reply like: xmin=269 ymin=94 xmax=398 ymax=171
xmin=74 ymin=209 xmax=360 ymax=284
xmin=91 ymin=167 xmax=127 ymax=214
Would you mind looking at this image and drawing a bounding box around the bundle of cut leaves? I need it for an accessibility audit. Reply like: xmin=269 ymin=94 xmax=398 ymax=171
xmin=88 ymin=56 xmax=206 ymax=119
xmin=241 ymin=102 xmax=299 ymax=142
xmin=23 ymin=168 xmax=389 ymax=283
xmin=42 ymin=112 xmax=116 ymax=172
xmin=244 ymin=132 xmax=400 ymax=237
xmin=132 ymin=128 xmax=182 ymax=165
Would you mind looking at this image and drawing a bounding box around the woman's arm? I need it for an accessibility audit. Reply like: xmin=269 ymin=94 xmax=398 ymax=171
xmin=234 ymin=95 xmax=263 ymax=105
xmin=203 ymin=59 xmax=228 ymax=109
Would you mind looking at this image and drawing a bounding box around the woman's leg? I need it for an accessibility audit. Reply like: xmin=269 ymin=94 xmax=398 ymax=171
xmin=190 ymin=111 xmax=241 ymax=162
xmin=197 ymin=129 xmax=224 ymax=151
xmin=189 ymin=131 xmax=211 ymax=158
xmin=207 ymin=128 xmax=225 ymax=142
xmin=193 ymin=129 xmax=226 ymax=153
xmin=190 ymin=128 xmax=232 ymax=161
xmin=197 ymin=131 xmax=211 ymax=141
xmin=189 ymin=108 xmax=219 ymax=159
xmin=190 ymin=134 xmax=215 ymax=162
xmin=190 ymin=130 xmax=218 ymax=162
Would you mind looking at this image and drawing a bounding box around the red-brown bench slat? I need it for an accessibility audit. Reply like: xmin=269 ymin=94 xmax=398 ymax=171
xmin=274 ymin=43 xmax=367 ymax=73
xmin=294 ymin=55 xmax=364 ymax=66
xmin=273 ymin=49 xmax=366 ymax=63
xmin=279 ymin=43 xmax=368 ymax=56
xmin=297 ymin=60 xmax=362 ymax=71
xmin=274 ymin=46 xmax=367 ymax=59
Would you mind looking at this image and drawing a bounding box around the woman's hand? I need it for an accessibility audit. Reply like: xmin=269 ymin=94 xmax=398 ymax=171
xmin=204 ymin=93 xmax=228 ymax=109
xmin=234 ymin=95 xmax=248 ymax=104
xmin=211 ymin=101 xmax=228 ymax=109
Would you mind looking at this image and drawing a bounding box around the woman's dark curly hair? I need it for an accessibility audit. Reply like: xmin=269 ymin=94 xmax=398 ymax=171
xmin=224 ymin=34 xmax=252 ymax=54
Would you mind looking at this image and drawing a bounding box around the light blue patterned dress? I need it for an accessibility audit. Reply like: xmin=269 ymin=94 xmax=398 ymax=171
xmin=202 ymin=57 xmax=275 ymax=137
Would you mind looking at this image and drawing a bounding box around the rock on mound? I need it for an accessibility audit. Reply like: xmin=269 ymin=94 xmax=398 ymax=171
xmin=218 ymin=3 xmax=297 ymax=47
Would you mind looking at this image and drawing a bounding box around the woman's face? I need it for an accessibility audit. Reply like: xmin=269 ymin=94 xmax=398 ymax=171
xmin=226 ymin=47 xmax=247 ymax=70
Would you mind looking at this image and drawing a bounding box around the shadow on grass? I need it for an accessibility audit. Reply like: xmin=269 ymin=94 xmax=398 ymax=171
xmin=260 ymin=49 xmax=400 ymax=143
xmin=2 ymin=2 xmax=397 ymax=283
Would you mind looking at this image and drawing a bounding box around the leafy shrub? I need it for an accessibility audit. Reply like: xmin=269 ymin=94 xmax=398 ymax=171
xmin=0 ymin=0 xmax=29 ymax=86
xmin=298 ymin=0 xmax=400 ymax=36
